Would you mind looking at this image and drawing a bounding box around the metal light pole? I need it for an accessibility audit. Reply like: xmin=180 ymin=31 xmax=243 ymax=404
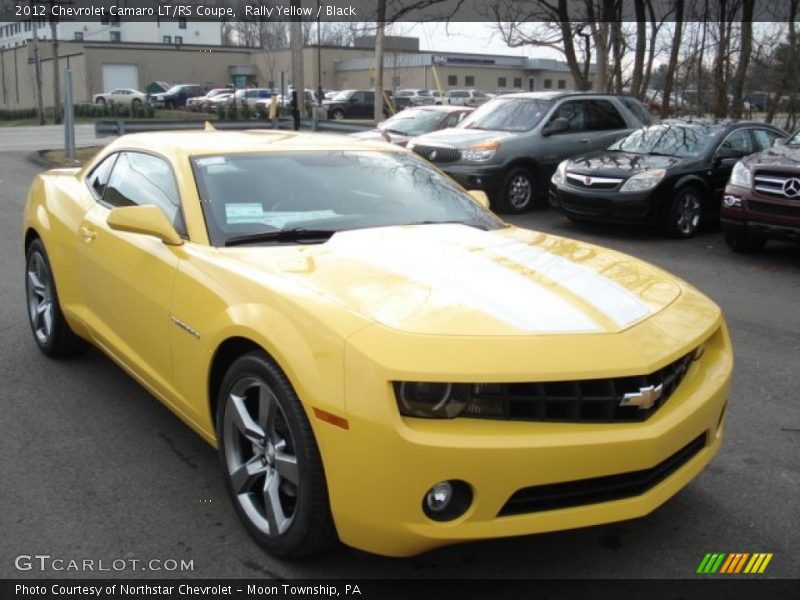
xmin=63 ymin=69 xmax=74 ymax=161
xmin=316 ymin=1 xmax=322 ymax=106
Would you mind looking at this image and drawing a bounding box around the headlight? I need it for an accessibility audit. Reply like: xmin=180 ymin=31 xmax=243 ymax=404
xmin=619 ymin=169 xmax=667 ymax=193
xmin=395 ymin=382 xmax=468 ymax=418
xmin=729 ymin=161 xmax=752 ymax=188
xmin=551 ymin=160 xmax=569 ymax=185
xmin=462 ymin=141 xmax=499 ymax=162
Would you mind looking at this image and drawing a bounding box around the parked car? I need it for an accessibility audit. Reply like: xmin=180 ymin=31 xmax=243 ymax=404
xmin=323 ymin=89 xmax=388 ymax=119
xmin=151 ymin=84 xmax=206 ymax=109
xmin=429 ymin=90 xmax=445 ymax=105
xmin=393 ymin=89 xmax=436 ymax=110
xmin=22 ymin=128 xmax=731 ymax=558
xmin=206 ymin=92 xmax=234 ymax=113
xmin=722 ymin=132 xmax=800 ymax=252
xmin=229 ymin=88 xmax=274 ymax=108
xmin=548 ymin=119 xmax=788 ymax=238
xmin=446 ymin=89 xmax=490 ymax=107
xmin=187 ymin=88 xmax=231 ymax=112
xmin=92 ymin=89 xmax=147 ymax=107
xmin=351 ymin=105 xmax=473 ymax=147
xmin=408 ymin=92 xmax=652 ymax=213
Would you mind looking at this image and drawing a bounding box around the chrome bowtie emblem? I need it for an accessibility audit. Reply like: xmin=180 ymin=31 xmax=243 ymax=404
xmin=782 ymin=178 xmax=800 ymax=197
xmin=619 ymin=384 xmax=663 ymax=410
xmin=583 ymin=176 xmax=593 ymax=186
xmin=430 ymin=150 xmax=438 ymax=160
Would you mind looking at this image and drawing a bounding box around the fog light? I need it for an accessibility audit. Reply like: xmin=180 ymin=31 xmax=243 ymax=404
xmin=422 ymin=480 xmax=473 ymax=522
xmin=723 ymin=195 xmax=742 ymax=208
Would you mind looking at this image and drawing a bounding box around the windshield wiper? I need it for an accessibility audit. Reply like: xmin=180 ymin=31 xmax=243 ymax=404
xmin=225 ymin=228 xmax=337 ymax=247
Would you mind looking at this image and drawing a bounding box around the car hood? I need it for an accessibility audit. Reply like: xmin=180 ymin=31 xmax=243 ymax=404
xmin=410 ymin=127 xmax=515 ymax=149
xmin=224 ymin=224 xmax=684 ymax=336
xmin=741 ymin=144 xmax=800 ymax=168
xmin=567 ymin=151 xmax=686 ymax=176
xmin=350 ymin=129 xmax=410 ymax=146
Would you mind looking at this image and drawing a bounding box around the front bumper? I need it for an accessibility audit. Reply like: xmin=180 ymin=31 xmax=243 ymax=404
xmin=310 ymin=293 xmax=732 ymax=557
xmin=437 ymin=163 xmax=506 ymax=198
xmin=549 ymin=182 xmax=664 ymax=225
xmin=722 ymin=184 xmax=800 ymax=242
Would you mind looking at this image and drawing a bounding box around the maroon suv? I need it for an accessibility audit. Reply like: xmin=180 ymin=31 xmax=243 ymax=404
xmin=723 ymin=136 xmax=800 ymax=252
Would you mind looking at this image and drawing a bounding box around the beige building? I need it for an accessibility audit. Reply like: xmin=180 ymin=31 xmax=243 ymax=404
xmin=0 ymin=37 xmax=591 ymax=110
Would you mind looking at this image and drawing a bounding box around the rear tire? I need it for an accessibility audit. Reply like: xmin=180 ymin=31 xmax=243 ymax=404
xmin=724 ymin=230 xmax=767 ymax=253
xmin=664 ymin=187 xmax=703 ymax=238
xmin=216 ymin=351 xmax=336 ymax=558
xmin=25 ymin=239 xmax=87 ymax=357
xmin=95 ymin=97 xmax=106 ymax=105
xmin=331 ymin=109 xmax=345 ymax=120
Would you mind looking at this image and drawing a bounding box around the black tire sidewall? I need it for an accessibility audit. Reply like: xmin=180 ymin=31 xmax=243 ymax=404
xmin=666 ymin=187 xmax=702 ymax=238
xmin=216 ymin=352 xmax=333 ymax=557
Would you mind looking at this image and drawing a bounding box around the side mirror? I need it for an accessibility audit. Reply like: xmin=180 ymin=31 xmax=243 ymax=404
xmin=774 ymin=137 xmax=788 ymax=146
xmin=107 ymin=205 xmax=184 ymax=246
xmin=543 ymin=117 xmax=569 ymax=136
xmin=468 ymin=190 xmax=491 ymax=210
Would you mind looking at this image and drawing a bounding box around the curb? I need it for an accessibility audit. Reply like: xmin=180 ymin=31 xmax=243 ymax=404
xmin=27 ymin=148 xmax=88 ymax=169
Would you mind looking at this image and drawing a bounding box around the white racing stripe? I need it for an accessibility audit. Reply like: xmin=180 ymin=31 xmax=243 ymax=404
xmin=327 ymin=225 xmax=602 ymax=333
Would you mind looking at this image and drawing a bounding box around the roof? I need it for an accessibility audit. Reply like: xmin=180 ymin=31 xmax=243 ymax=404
xmin=499 ymin=91 xmax=633 ymax=101
xmin=101 ymin=129 xmax=402 ymax=159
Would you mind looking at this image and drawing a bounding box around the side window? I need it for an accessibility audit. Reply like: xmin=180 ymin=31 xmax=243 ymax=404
xmin=620 ymin=96 xmax=653 ymax=126
xmin=753 ymin=129 xmax=781 ymax=151
xmin=103 ymin=152 xmax=186 ymax=235
xmin=588 ymin=99 xmax=627 ymax=130
xmin=86 ymin=154 xmax=118 ymax=200
xmin=444 ymin=112 xmax=464 ymax=127
xmin=363 ymin=91 xmax=374 ymax=103
xmin=547 ymin=100 xmax=588 ymax=133
xmin=721 ymin=129 xmax=755 ymax=156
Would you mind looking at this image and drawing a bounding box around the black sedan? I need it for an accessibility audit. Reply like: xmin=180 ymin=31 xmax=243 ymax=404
xmin=548 ymin=119 xmax=788 ymax=237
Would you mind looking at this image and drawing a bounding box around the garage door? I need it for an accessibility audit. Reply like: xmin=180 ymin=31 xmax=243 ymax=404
xmin=102 ymin=64 xmax=139 ymax=92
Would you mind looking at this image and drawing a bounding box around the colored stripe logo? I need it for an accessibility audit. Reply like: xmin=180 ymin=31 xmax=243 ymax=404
xmin=697 ymin=553 xmax=773 ymax=574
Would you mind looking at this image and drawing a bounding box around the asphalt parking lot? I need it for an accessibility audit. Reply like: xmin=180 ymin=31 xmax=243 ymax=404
xmin=0 ymin=142 xmax=798 ymax=580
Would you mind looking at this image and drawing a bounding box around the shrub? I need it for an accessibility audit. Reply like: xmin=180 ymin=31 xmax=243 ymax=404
xmin=240 ymin=103 xmax=251 ymax=120
xmin=216 ymin=102 xmax=226 ymax=120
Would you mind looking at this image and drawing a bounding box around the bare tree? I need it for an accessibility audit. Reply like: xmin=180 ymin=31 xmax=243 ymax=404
xmin=630 ymin=0 xmax=647 ymax=98
xmin=729 ymin=0 xmax=754 ymax=118
xmin=661 ymin=0 xmax=683 ymax=117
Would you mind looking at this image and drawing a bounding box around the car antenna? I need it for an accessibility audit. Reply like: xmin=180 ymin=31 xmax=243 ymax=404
xmin=204 ymin=121 xmax=217 ymax=131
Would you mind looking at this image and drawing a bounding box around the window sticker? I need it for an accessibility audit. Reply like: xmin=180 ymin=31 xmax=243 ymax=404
xmin=196 ymin=156 xmax=228 ymax=167
xmin=225 ymin=203 xmax=264 ymax=223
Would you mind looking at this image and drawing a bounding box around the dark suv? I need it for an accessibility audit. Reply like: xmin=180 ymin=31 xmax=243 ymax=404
xmin=407 ymin=92 xmax=652 ymax=213
xmin=151 ymin=84 xmax=206 ymax=109
xmin=722 ymin=134 xmax=800 ymax=252
xmin=323 ymin=90 xmax=390 ymax=120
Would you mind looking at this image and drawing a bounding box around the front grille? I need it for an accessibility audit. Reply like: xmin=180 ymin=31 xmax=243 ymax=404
xmin=748 ymin=200 xmax=800 ymax=218
xmin=463 ymin=351 xmax=695 ymax=423
xmin=565 ymin=172 xmax=623 ymax=190
xmin=412 ymin=145 xmax=461 ymax=163
xmin=753 ymin=171 xmax=800 ymax=198
xmin=497 ymin=433 xmax=707 ymax=516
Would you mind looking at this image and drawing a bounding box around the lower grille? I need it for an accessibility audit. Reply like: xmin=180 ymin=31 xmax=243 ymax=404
xmin=498 ymin=433 xmax=707 ymax=516
xmin=412 ymin=145 xmax=461 ymax=163
xmin=463 ymin=351 xmax=695 ymax=423
xmin=748 ymin=200 xmax=800 ymax=218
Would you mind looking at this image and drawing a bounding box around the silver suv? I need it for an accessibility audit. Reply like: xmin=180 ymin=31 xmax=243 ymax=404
xmin=408 ymin=92 xmax=652 ymax=213
xmin=446 ymin=89 xmax=490 ymax=107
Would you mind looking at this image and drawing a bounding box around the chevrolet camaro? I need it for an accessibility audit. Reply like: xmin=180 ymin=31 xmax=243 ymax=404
xmin=23 ymin=129 xmax=731 ymax=558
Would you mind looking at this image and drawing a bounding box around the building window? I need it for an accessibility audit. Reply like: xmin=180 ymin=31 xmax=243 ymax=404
xmin=163 ymin=35 xmax=172 ymax=44
xmin=513 ymin=77 xmax=522 ymax=88
xmin=179 ymin=18 xmax=187 ymax=29
xmin=24 ymin=22 xmax=30 ymax=31
xmin=74 ymin=32 xmax=83 ymax=41
xmin=447 ymin=75 xmax=457 ymax=86
xmin=100 ymin=15 xmax=109 ymax=25
xmin=558 ymin=79 xmax=566 ymax=89
xmin=111 ymin=16 xmax=121 ymax=26
xmin=175 ymin=36 xmax=183 ymax=45
xmin=110 ymin=31 xmax=121 ymax=42
xmin=498 ymin=77 xmax=507 ymax=88
xmin=465 ymin=75 xmax=475 ymax=87
xmin=544 ymin=79 xmax=553 ymax=89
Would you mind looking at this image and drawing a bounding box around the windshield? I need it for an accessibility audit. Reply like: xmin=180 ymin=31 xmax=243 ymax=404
xmin=166 ymin=86 xmax=183 ymax=94
xmin=191 ymin=151 xmax=504 ymax=246
xmin=787 ymin=131 xmax=800 ymax=146
xmin=331 ymin=90 xmax=354 ymax=101
xmin=611 ymin=124 xmax=722 ymax=157
xmin=458 ymin=97 xmax=554 ymax=132
xmin=379 ymin=110 xmax=445 ymax=136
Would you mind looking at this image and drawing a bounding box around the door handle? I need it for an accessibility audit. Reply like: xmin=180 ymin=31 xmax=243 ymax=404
xmin=80 ymin=225 xmax=96 ymax=242
xmin=579 ymin=138 xmax=591 ymax=143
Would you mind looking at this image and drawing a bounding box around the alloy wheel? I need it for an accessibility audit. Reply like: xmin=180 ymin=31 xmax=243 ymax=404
xmin=26 ymin=251 xmax=54 ymax=345
xmin=676 ymin=192 xmax=701 ymax=236
xmin=508 ymin=174 xmax=532 ymax=210
xmin=222 ymin=376 xmax=299 ymax=537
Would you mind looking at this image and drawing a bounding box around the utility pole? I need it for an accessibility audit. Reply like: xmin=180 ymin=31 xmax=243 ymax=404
xmin=289 ymin=0 xmax=305 ymax=119
xmin=31 ymin=16 xmax=45 ymax=125
xmin=50 ymin=16 xmax=61 ymax=124
xmin=373 ymin=1 xmax=386 ymax=124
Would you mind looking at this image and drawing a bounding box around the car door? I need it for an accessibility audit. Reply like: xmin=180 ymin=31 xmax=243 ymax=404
xmin=76 ymin=151 xmax=186 ymax=399
xmin=711 ymin=128 xmax=756 ymax=196
xmin=537 ymin=99 xmax=593 ymax=174
xmin=361 ymin=91 xmax=375 ymax=117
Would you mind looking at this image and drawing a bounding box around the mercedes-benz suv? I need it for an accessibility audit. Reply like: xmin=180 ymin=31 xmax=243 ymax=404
xmin=408 ymin=92 xmax=652 ymax=213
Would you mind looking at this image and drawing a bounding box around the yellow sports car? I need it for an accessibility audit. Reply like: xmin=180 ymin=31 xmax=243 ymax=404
xmin=23 ymin=129 xmax=731 ymax=558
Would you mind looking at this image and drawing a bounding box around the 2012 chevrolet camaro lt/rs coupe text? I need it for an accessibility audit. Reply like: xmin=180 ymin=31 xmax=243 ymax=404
xmin=23 ymin=130 xmax=731 ymax=558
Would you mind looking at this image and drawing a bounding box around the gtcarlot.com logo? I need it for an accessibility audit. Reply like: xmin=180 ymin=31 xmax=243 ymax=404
xmin=14 ymin=554 xmax=195 ymax=572
xmin=696 ymin=552 xmax=773 ymax=574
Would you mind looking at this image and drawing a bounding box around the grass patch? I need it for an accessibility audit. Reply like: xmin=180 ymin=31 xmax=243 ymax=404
xmin=41 ymin=146 xmax=103 ymax=167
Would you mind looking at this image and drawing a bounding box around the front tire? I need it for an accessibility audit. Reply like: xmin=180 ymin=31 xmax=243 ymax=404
xmin=725 ymin=230 xmax=767 ymax=253
xmin=499 ymin=167 xmax=535 ymax=214
xmin=664 ymin=187 xmax=703 ymax=238
xmin=25 ymin=239 xmax=87 ymax=357
xmin=216 ymin=351 xmax=335 ymax=558
xmin=331 ymin=109 xmax=345 ymax=120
